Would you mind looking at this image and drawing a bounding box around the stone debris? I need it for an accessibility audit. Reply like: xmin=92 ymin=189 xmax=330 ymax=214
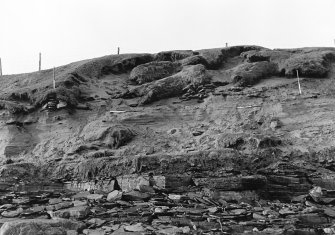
xmin=180 ymin=83 xmax=215 ymax=102
xmin=0 ymin=183 xmax=334 ymax=234
xmin=106 ymin=190 xmax=123 ymax=202
xmin=2 ymin=47 xmax=335 ymax=235
xmin=0 ymin=218 xmax=85 ymax=235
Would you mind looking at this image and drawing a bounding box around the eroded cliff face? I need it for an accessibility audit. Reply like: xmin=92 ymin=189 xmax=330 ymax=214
xmin=0 ymin=46 xmax=335 ymax=197
xmin=2 ymin=46 xmax=335 ymax=234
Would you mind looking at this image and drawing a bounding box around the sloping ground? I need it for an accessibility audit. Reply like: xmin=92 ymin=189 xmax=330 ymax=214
xmin=1 ymin=45 xmax=335 ymax=185
xmin=1 ymin=46 xmax=335 ymax=234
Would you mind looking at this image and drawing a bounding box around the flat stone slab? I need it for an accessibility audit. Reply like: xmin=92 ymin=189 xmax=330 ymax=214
xmin=0 ymin=218 xmax=85 ymax=235
xmin=48 ymin=206 xmax=91 ymax=219
xmin=193 ymin=175 xmax=267 ymax=191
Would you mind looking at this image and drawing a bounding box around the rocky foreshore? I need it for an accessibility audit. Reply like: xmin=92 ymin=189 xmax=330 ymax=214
xmin=1 ymin=46 xmax=335 ymax=234
xmin=1 ymin=180 xmax=335 ymax=234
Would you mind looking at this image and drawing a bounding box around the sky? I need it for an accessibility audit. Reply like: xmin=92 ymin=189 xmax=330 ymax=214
xmin=1 ymin=0 xmax=335 ymax=74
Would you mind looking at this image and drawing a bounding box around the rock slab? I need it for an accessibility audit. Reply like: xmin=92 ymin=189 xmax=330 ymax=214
xmin=0 ymin=218 xmax=85 ymax=235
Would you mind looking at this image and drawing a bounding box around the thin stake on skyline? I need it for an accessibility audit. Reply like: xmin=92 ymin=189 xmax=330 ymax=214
xmin=39 ymin=53 xmax=41 ymax=71
xmin=53 ymin=67 xmax=56 ymax=90
xmin=0 ymin=58 xmax=2 ymax=76
xmin=296 ymin=70 xmax=302 ymax=95
xmin=117 ymin=47 xmax=120 ymax=55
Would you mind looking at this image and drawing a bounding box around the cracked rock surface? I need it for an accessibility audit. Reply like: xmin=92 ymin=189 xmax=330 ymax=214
xmin=1 ymin=46 xmax=335 ymax=234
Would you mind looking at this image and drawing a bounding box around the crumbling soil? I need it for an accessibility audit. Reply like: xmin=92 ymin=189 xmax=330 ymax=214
xmin=0 ymin=46 xmax=335 ymax=234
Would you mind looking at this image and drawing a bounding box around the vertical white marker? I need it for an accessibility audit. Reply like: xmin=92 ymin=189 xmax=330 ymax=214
xmin=296 ymin=70 xmax=302 ymax=95
xmin=0 ymin=58 xmax=2 ymax=76
xmin=53 ymin=67 xmax=56 ymax=90
xmin=39 ymin=53 xmax=41 ymax=71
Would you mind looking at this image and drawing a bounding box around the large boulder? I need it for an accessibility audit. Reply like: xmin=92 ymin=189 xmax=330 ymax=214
xmin=241 ymin=48 xmax=335 ymax=78
xmin=48 ymin=206 xmax=91 ymax=219
xmin=154 ymin=50 xmax=195 ymax=62
xmin=180 ymin=55 xmax=208 ymax=66
xmin=241 ymin=50 xmax=271 ymax=62
xmin=221 ymin=46 xmax=265 ymax=58
xmin=81 ymin=122 xmax=135 ymax=149
xmin=129 ymin=61 xmax=181 ymax=85
xmin=241 ymin=49 xmax=292 ymax=76
xmin=196 ymin=48 xmax=225 ymax=69
xmin=138 ymin=64 xmax=211 ymax=105
xmin=100 ymin=126 xmax=135 ymax=149
xmin=197 ymin=46 xmax=265 ymax=69
xmin=241 ymin=49 xmax=291 ymax=63
xmin=230 ymin=61 xmax=278 ymax=86
xmin=282 ymin=50 xmax=335 ymax=78
xmin=0 ymin=218 xmax=85 ymax=235
xmin=74 ymin=54 xmax=153 ymax=78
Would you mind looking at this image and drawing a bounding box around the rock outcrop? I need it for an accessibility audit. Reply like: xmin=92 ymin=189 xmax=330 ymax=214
xmin=197 ymin=45 xmax=264 ymax=69
xmin=129 ymin=64 xmax=211 ymax=105
xmin=1 ymin=45 xmax=335 ymax=234
xmin=143 ymin=64 xmax=211 ymax=104
xmin=129 ymin=61 xmax=181 ymax=85
xmin=154 ymin=50 xmax=195 ymax=62
xmin=180 ymin=55 xmax=208 ymax=66
xmin=80 ymin=121 xmax=136 ymax=149
xmin=282 ymin=50 xmax=335 ymax=77
xmin=75 ymin=53 xmax=154 ymax=77
xmin=230 ymin=61 xmax=279 ymax=86
xmin=0 ymin=219 xmax=85 ymax=235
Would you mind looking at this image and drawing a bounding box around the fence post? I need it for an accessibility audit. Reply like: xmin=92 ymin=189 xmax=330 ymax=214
xmin=225 ymin=43 xmax=228 ymax=47
xmin=117 ymin=47 xmax=120 ymax=55
xmin=39 ymin=53 xmax=41 ymax=71
xmin=296 ymin=70 xmax=302 ymax=95
xmin=53 ymin=67 xmax=56 ymax=89
xmin=0 ymin=58 xmax=2 ymax=76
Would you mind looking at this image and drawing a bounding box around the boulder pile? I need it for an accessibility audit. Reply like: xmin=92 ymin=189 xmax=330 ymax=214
xmin=0 ymin=178 xmax=335 ymax=234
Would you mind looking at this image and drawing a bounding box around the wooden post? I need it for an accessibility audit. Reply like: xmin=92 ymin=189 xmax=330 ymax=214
xmin=53 ymin=67 xmax=56 ymax=89
xmin=0 ymin=58 xmax=2 ymax=76
xmin=296 ymin=70 xmax=302 ymax=95
xmin=117 ymin=47 xmax=120 ymax=55
xmin=39 ymin=53 xmax=41 ymax=71
xmin=225 ymin=43 xmax=228 ymax=47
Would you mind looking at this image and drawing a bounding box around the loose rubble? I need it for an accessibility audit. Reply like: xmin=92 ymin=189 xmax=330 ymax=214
xmin=0 ymin=183 xmax=335 ymax=234
xmin=180 ymin=83 xmax=215 ymax=102
xmin=2 ymin=46 xmax=335 ymax=235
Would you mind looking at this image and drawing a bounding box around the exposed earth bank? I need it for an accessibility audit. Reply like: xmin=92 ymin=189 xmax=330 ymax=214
xmin=1 ymin=46 xmax=335 ymax=234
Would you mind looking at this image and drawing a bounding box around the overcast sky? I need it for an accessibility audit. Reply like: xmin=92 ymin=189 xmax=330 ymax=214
xmin=1 ymin=0 xmax=334 ymax=74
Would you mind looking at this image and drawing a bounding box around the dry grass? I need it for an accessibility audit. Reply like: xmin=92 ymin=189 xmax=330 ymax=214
xmin=320 ymin=77 xmax=335 ymax=96
xmin=1 ymin=47 xmax=335 ymax=114
xmin=282 ymin=51 xmax=335 ymax=78
xmin=0 ymin=53 xmax=152 ymax=113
